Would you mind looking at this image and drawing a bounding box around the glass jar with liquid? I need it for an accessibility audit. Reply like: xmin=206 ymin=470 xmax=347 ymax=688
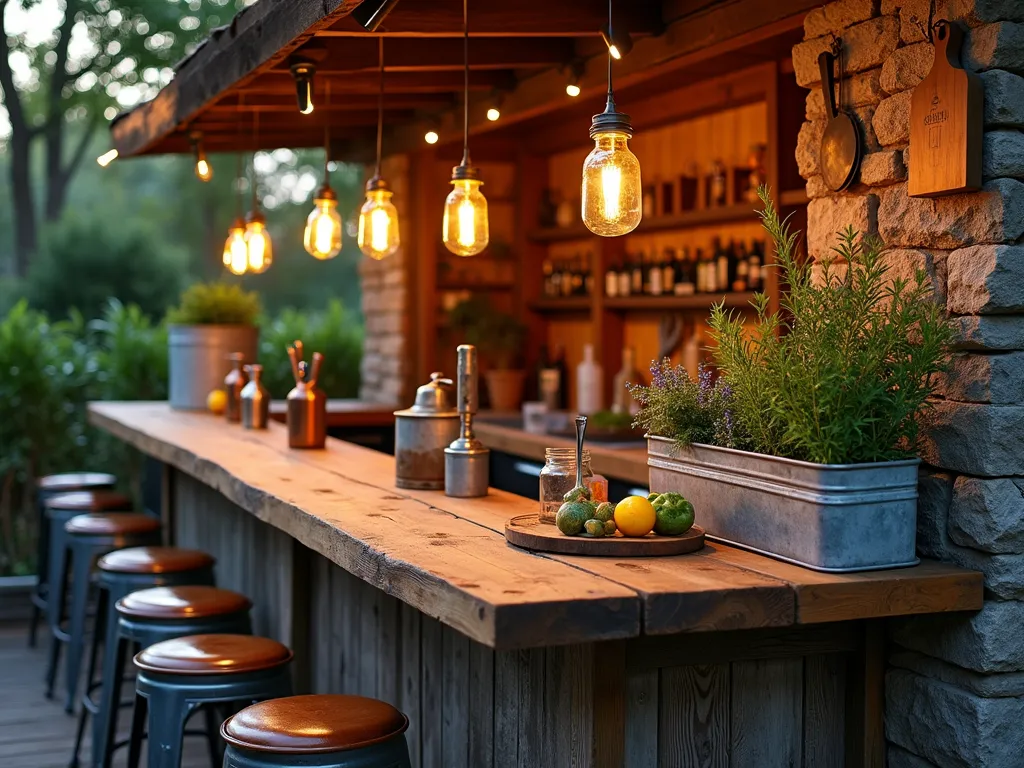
xmin=539 ymin=448 xmax=609 ymax=523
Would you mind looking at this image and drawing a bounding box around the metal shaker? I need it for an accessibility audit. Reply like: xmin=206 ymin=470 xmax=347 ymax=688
xmin=240 ymin=364 xmax=270 ymax=429
xmin=224 ymin=352 xmax=247 ymax=423
xmin=287 ymin=349 xmax=327 ymax=449
xmin=394 ymin=372 xmax=459 ymax=490
xmin=445 ymin=345 xmax=489 ymax=497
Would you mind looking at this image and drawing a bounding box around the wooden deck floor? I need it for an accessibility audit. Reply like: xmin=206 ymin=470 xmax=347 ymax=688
xmin=0 ymin=620 xmax=209 ymax=768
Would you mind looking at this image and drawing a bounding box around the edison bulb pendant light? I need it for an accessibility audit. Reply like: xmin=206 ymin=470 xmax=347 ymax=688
xmin=303 ymin=183 xmax=343 ymax=260
xmin=358 ymin=177 xmax=400 ymax=260
xmin=223 ymin=217 xmax=248 ymax=275
xmin=582 ymin=119 xmax=641 ymax=236
xmin=244 ymin=208 xmax=273 ymax=274
xmin=443 ymin=167 xmax=488 ymax=257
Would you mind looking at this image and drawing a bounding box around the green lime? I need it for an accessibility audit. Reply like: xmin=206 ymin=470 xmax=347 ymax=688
xmin=594 ymin=502 xmax=614 ymax=522
xmin=584 ymin=519 xmax=605 ymax=537
xmin=556 ymin=501 xmax=593 ymax=536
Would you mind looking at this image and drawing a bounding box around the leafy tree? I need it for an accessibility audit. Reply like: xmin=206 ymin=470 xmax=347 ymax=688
xmin=0 ymin=0 xmax=244 ymax=275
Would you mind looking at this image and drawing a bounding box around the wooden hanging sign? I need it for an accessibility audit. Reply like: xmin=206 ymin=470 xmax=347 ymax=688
xmin=909 ymin=20 xmax=983 ymax=197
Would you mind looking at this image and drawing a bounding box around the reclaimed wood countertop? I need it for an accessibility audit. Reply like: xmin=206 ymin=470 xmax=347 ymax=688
xmin=89 ymin=402 xmax=983 ymax=650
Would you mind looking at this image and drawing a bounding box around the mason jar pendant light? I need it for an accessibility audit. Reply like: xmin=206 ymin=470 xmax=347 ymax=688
xmin=441 ymin=0 xmax=488 ymax=257
xmin=358 ymin=38 xmax=401 ymax=260
xmin=244 ymin=112 xmax=273 ymax=274
xmin=581 ymin=0 xmax=641 ymax=237
xmin=223 ymin=153 xmax=248 ymax=275
xmin=191 ymin=131 xmax=213 ymax=181
xmin=303 ymin=81 xmax=343 ymax=260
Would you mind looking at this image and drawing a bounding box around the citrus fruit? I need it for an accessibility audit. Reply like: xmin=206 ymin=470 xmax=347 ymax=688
xmin=556 ymin=501 xmax=593 ymax=536
xmin=594 ymin=502 xmax=614 ymax=522
xmin=563 ymin=485 xmax=592 ymax=503
xmin=584 ymin=519 xmax=605 ymax=537
xmin=613 ymin=495 xmax=657 ymax=537
xmin=207 ymin=389 xmax=228 ymax=415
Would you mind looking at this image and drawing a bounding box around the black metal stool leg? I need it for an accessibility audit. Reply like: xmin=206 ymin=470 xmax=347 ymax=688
xmin=69 ymin=593 xmax=105 ymax=768
xmin=126 ymin=690 xmax=148 ymax=768
xmin=203 ymin=704 xmax=225 ymax=767
xmin=64 ymin=543 xmax=93 ymax=713
xmin=98 ymin=637 xmax=130 ymax=768
xmin=44 ymin=541 xmax=70 ymax=699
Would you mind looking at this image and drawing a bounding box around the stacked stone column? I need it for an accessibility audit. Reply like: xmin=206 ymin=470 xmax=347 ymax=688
xmin=792 ymin=1 xmax=1024 ymax=764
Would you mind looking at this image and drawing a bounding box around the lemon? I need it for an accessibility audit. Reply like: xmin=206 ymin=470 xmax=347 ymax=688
xmin=613 ymin=495 xmax=657 ymax=537
xmin=207 ymin=389 xmax=228 ymax=415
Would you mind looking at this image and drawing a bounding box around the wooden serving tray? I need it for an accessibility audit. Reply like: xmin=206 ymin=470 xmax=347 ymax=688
xmin=505 ymin=514 xmax=705 ymax=557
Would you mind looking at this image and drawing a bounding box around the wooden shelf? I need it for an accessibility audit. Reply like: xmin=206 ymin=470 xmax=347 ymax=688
xmin=528 ymin=203 xmax=762 ymax=243
xmin=437 ymin=280 xmax=513 ymax=291
xmin=528 ymin=297 xmax=592 ymax=313
xmin=604 ymin=292 xmax=755 ymax=312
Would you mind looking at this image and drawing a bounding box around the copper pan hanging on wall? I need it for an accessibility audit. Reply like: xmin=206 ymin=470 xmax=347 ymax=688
xmin=818 ymin=46 xmax=861 ymax=191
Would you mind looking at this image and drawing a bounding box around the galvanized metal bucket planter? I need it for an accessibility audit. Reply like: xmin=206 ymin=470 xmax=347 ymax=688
xmin=168 ymin=324 xmax=259 ymax=410
xmin=647 ymin=436 xmax=920 ymax=572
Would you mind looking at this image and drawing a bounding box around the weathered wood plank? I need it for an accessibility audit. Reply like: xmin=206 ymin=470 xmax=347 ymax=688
xmin=593 ymin=641 xmax=626 ymax=768
xmin=91 ymin=404 xmax=639 ymax=649
xmin=359 ymin=579 xmax=380 ymax=698
xmin=624 ymin=666 xmax=658 ymax=768
xmin=420 ymin=616 xmax=443 ymax=768
xmin=660 ymin=664 xmax=729 ymax=768
xmin=493 ymin=650 xmax=520 ymax=768
xmin=517 ymin=648 xmax=546 ymax=768
xmin=468 ymin=641 xmax=495 ymax=768
xmin=400 ymin=603 xmax=422 ymax=768
xmin=441 ymin=626 xmax=470 ymax=768
xmin=803 ymin=654 xmax=845 ymax=767
xmin=377 ymin=591 xmax=401 ymax=706
xmin=730 ymin=658 xmax=803 ymax=766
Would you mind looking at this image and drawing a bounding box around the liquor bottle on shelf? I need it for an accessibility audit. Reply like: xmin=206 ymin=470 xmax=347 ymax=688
xmin=570 ymin=255 xmax=583 ymax=296
xmin=748 ymin=240 xmax=763 ymax=291
xmin=662 ymin=247 xmax=676 ymax=296
xmin=584 ymin=251 xmax=594 ymax=297
xmin=715 ymin=238 xmax=730 ymax=295
xmin=649 ymin=250 xmax=663 ymax=296
xmin=605 ymin=261 xmax=618 ymax=298
xmin=732 ymin=241 xmax=749 ymax=292
xmin=640 ymin=251 xmax=652 ymax=296
xmin=703 ymin=247 xmax=718 ymax=293
xmin=630 ymin=253 xmax=644 ymax=296
xmin=551 ymin=261 xmax=563 ymax=297
xmin=617 ymin=259 xmax=631 ymax=297
xmin=675 ymin=247 xmax=695 ymax=296
xmin=534 ymin=345 xmax=551 ymax=403
xmin=542 ymin=259 xmax=554 ymax=297
xmin=553 ymin=345 xmax=569 ymax=410
xmin=694 ymin=247 xmax=705 ymax=293
xmin=709 ymin=159 xmax=727 ymax=208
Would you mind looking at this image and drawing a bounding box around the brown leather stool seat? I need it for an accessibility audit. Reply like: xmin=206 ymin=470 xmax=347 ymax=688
xmin=134 ymin=634 xmax=292 ymax=676
xmin=116 ymin=585 xmax=252 ymax=621
xmin=64 ymin=512 xmax=161 ymax=536
xmin=47 ymin=489 xmax=132 ymax=512
xmin=99 ymin=546 xmax=214 ymax=575
xmin=38 ymin=473 xmax=116 ymax=492
xmin=221 ymin=694 xmax=410 ymax=754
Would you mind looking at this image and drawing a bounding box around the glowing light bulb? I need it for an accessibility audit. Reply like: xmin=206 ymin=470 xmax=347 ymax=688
xmin=191 ymin=133 xmax=213 ymax=181
xmin=608 ymin=44 xmax=622 ymax=60
xmin=303 ymin=184 xmax=342 ymax=260
xmin=223 ymin=218 xmax=248 ymax=275
xmin=244 ymin=209 xmax=273 ymax=274
xmin=582 ymin=129 xmax=641 ymax=236
xmin=96 ymin=148 xmax=118 ymax=167
xmin=424 ymin=130 xmax=439 ymax=145
xmin=357 ymin=180 xmax=400 ymax=261
xmin=486 ymin=107 xmax=500 ymax=122
xmin=195 ymin=157 xmax=212 ymax=182
xmin=442 ymin=176 xmax=488 ymax=257
xmin=566 ymin=83 xmax=581 ymax=98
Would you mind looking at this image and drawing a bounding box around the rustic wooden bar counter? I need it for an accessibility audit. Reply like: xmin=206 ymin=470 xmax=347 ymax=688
xmin=89 ymin=402 xmax=982 ymax=767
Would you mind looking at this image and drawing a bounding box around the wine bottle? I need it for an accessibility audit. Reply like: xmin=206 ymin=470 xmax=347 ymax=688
xmin=617 ymin=259 xmax=631 ymax=297
xmin=748 ymin=240 xmax=762 ymax=291
xmin=732 ymin=241 xmax=749 ymax=292
xmin=631 ymin=253 xmax=644 ymax=296
xmin=676 ymin=246 xmax=695 ymax=296
xmin=605 ymin=261 xmax=618 ymax=297
xmin=715 ymin=238 xmax=729 ymax=295
xmin=649 ymin=250 xmax=663 ymax=296
xmin=662 ymin=247 xmax=676 ymax=295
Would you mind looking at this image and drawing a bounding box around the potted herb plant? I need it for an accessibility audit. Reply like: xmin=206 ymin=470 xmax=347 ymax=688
xmin=629 ymin=189 xmax=952 ymax=571
xmin=449 ymin=297 xmax=527 ymax=411
xmin=166 ymin=282 xmax=261 ymax=410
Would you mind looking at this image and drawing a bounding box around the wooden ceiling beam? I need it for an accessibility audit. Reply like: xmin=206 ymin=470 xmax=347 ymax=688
xmin=205 ymin=93 xmax=456 ymax=112
xmin=245 ymin=69 xmax=517 ymax=94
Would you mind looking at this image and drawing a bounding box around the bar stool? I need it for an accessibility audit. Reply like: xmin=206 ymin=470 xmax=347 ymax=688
xmin=29 ymin=473 xmax=117 ymax=647
xmin=68 ymin=547 xmax=216 ymax=768
xmin=95 ymin=586 xmax=253 ymax=768
xmin=47 ymin=510 xmax=159 ymax=712
xmin=126 ymin=634 xmax=293 ymax=768
xmin=221 ymin=694 xmax=412 ymax=768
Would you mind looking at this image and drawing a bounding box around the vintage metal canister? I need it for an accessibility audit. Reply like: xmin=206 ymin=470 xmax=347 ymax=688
xmin=394 ymin=372 xmax=459 ymax=490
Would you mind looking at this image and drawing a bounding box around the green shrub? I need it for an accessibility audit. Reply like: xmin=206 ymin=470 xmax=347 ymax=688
xmin=89 ymin=299 xmax=169 ymax=401
xmin=166 ymin=282 xmax=262 ymax=326
xmin=26 ymin=212 xmax=186 ymax=320
xmin=259 ymin=300 xmax=363 ymax=399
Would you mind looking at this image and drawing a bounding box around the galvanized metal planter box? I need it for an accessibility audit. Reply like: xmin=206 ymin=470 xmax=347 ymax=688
xmin=647 ymin=436 xmax=920 ymax=572
xmin=168 ymin=324 xmax=259 ymax=410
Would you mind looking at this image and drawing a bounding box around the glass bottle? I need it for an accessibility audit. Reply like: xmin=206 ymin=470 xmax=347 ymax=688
xmin=240 ymin=364 xmax=270 ymax=430
xmin=224 ymin=353 xmax=247 ymax=423
xmin=539 ymin=448 xmax=609 ymax=523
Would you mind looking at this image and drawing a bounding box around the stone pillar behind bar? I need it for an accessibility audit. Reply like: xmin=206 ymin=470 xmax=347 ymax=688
xmin=792 ymin=2 xmax=1024 ymax=765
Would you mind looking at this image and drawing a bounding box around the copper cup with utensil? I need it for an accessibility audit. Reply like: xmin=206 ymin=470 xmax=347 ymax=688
xmin=286 ymin=340 xmax=327 ymax=449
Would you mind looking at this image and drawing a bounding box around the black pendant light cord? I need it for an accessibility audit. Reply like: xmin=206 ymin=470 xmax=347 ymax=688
xmin=251 ymin=110 xmax=259 ymax=210
xmin=376 ymin=37 xmax=384 ymax=178
xmin=236 ymin=95 xmax=244 ymax=218
xmin=605 ymin=0 xmax=616 ymax=113
xmin=324 ymin=81 xmax=331 ymax=181
xmin=461 ymin=0 xmax=470 ymax=167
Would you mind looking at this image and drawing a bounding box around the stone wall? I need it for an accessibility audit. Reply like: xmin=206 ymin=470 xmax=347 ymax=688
xmin=792 ymin=1 xmax=1024 ymax=765
xmin=358 ymin=153 xmax=410 ymax=405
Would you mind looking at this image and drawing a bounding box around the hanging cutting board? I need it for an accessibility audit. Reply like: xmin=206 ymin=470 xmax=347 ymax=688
xmin=909 ymin=20 xmax=983 ymax=197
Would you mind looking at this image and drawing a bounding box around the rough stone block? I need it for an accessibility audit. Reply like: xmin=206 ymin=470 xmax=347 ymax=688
xmin=891 ymin=650 xmax=1024 ymax=698
xmin=806 ymin=175 xmax=830 ymax=199
xmin=891 ymin=599 xmax=1024 ymax=673
xmin=940 ymin=352 xmax=1024 ymax=403
xmin=888 ymin=747 xmax=940 ymax=768
xmin=804 ymin=0 xmax=879 ymax=39
xmin=953 ymin=315 xmax=1024 ymax=350
xmin=916 ymin=468 xmax=953 ymax=559
xmin=950 ymin=475 xmax=1024 ymax=552
xmin=878 ymin=179 xmax=1024 ymax=249
xmin=880 ymin=247 xmax=945 ymax=298
xmin=805 ymin=68 xmax=884 ymax=119
xmin=983 ymin=129 xmax=1024 ymax=179
xmin=880 ymin=42 xmax=935 ymax=93
xmin=965 ymin=22 xmax=1024 ymax=74
xmin=917 ymin=400 xmax=1024 ymax=476
xmin=948 ymin=244 xmax=1024 ymax=314
xmin=886 ymin=668 xmax=1024 ymax=768
xmin=807 ymin=194 xmax=879 ymax=260
xmin=793 ymin=16 xmax=900 ymax=87
xmin=860 ymin=149 xmax=907 ymax=186
xmin=981 ymin=70 xmax=1024 ymax=128
xmin=965 ymin=0 xmax=1024 ymax=25
xmin=796 ymin=119 xmax=827 ymax=178
xmin=872 ymin=90 xmax=914 ymax=146
xmin=943 ymin=545 xmax=1024 ymax=599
